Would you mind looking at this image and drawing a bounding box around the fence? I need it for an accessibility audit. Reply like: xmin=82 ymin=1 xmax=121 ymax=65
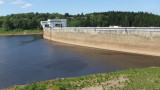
xmin=43 ymin=27 xmax=160 ymax=31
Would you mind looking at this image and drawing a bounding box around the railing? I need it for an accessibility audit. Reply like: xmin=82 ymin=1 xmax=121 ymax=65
xmin=43 ymin=27 xmax=160 ymax=31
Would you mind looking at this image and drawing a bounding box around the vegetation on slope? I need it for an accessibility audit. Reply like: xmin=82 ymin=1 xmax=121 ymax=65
xmin=5 ymin=67 xmax=160 ymax=90
xmin=0 ymin=11 xmax=160 ymax=31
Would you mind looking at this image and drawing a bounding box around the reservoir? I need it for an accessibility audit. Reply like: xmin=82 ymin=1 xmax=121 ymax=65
xmin=0 ymin=35 xmax=160 ymax=89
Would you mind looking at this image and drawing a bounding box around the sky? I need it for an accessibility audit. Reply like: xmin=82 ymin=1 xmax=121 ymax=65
xmin=0 ymin=0 xmax=160 ymax=16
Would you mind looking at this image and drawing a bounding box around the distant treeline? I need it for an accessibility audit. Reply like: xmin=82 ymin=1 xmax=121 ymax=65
xmin=0 ymin=11 xmax=160 ymax=31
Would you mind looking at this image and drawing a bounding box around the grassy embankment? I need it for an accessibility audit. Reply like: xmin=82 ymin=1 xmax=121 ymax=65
xmin=5 ymin=67 xmax=160 ymax=90
xmin=0 ymin=29 xmax=43 ymax=36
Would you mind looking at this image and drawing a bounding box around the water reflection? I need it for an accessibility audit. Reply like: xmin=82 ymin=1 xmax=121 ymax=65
xmin=20 ymin=35 xmax=42 ymax=45
xmin=47 ymin=40 xmax=160 ymax=70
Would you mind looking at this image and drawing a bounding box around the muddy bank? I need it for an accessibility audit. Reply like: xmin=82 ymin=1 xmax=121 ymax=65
xmin=0 ymin=30 xmax=43 ymax=36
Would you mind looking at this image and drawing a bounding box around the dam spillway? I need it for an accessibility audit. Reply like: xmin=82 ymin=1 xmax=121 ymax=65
xmin=43 ymin=27 xmax=160 ymax=56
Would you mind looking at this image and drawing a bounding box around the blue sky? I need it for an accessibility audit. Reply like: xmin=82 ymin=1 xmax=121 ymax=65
xmin=0 ymin=0 xmax=160 ymax=16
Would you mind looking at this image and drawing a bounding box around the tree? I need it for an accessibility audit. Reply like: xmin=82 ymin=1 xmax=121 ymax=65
xmin=0 ymin=11 xmax=160 ymax=31
xmin=64 ymin=13 xmax=70 ymax=17
xmin=2 ymin=19 xmax=14 ymax=30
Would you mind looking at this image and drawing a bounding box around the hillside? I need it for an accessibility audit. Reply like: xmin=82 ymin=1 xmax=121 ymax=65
xmin=0 ymin=11 xmax=160 ymax=31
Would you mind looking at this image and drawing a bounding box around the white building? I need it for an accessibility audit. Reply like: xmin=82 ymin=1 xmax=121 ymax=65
xmin=41 ymin=19 xmax=67 ymax=28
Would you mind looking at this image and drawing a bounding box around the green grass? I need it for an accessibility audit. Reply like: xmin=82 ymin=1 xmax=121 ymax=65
xmin=4 ymin=67 xmax=160 ymax=90
xmin=0 ymin=29 xmax=43 ymax=36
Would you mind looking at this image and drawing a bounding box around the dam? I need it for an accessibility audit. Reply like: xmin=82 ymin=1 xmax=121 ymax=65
xmin=1 ymin=20 xmax=160 ymax=88
xmin=41 ymin=19 xmax=160 ymax=56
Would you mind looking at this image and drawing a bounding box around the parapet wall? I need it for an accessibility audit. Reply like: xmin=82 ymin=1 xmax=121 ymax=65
xmin=43 ymin=27 xmax=160 ymax=56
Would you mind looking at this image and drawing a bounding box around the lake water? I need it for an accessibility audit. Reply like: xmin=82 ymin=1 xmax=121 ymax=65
xmin=0 ymin=35 xmax=160 ymax=89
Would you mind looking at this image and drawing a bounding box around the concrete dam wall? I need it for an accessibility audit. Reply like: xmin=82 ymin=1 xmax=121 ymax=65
xmin=43 ymin=27 xmax=160 ymax=56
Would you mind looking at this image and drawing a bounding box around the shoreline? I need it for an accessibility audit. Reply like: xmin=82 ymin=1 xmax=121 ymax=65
xmin=4 ymin=67 xmax=160 ymax=90
xmin=0 ymin=30 xmax=43 ymax=36
xmin=0 ymin=33 xmax=43 ymax=36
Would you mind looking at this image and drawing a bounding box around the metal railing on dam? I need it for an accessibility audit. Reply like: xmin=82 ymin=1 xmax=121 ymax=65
xmin=43 ymin=27 xmax=160 ymax=31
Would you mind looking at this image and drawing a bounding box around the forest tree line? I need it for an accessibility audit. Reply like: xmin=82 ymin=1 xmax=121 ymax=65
xmin=0 ymin=11 xmax=160 ymax=31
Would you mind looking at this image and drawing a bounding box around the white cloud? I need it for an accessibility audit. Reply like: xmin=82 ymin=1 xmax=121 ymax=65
xmin=10 ymin=0 xmax=33 ymax=9
xmin=10 ymin=0 xmax=25 ymax=4
xmin=0 ymin=0 xmax=4 ymax=4
xmin=21 ymin=3 xmax=32 ymax=8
